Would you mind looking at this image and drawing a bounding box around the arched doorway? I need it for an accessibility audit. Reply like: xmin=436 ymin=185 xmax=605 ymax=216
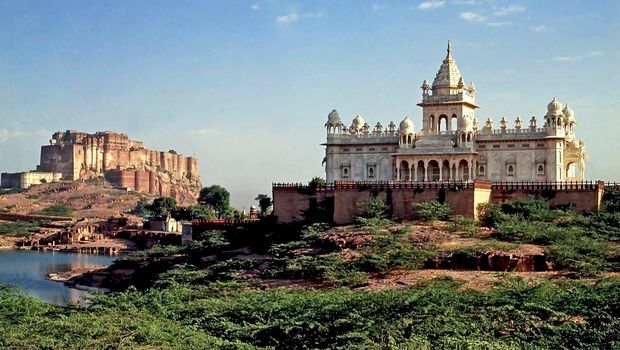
xmin=417 ymin=160 xmax=425 ymax=181
xmin=458 ymin=159 xmax=469 ymax=181
xmin=400 ymin=160 xmax=410 ymax=181
xmin=442 ymin=160 xmax=451 ymax=181
xmin=428 ymin=160 xmax=440 ymax=181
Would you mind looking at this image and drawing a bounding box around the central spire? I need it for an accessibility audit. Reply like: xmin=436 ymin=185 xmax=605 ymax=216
xmin=432 ymin=40 xmax=463 ymax=92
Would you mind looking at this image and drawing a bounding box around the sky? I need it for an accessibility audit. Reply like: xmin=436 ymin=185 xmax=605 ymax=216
xmin=0 ymin=0 xmax=618 ymax=209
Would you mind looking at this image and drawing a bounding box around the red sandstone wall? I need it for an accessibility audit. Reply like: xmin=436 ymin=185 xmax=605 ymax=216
xmin=135 ymin=170 xmax=150 ymax=193
xmin=274 ymin=182 xmax=603 ymax=225
xmin=273 ymin=188 xmax=332 ymax=223
xmin=491 ymin=188 xmax=602 ymax=212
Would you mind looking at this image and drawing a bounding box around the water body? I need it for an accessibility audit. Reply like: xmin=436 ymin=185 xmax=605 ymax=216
xmin=0 ymin=250 xmax=115 ymax=305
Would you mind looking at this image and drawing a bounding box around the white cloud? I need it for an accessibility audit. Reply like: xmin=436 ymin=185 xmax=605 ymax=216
xmin=459 ymin=11 xmax=486 ymax=22
xmin=493 ymin=4 xmax=526 ymax=16
xmin=418 ymin=1 xmax=446 ymax=10
xmin=485 ymin=21 xmax=512 ymax=27
xmin=530 ymin=25 xmax=552 ymax=33
xmin=451 ymin=0 xmax=480 ymax=4
xmin=372 ymin=3 xmax=386 ymax=11
xmin=553 ymin=51 xmax=604 ymax=62
xmin=251 ymin=3 xmax=260 ymax=11
xmin=303 ymin=12 xmax=323 ymax=19
xmin=190 ymin=128 xmax=220 ymax=137
xmin=275 ymin=13 xmax=299 ymax=24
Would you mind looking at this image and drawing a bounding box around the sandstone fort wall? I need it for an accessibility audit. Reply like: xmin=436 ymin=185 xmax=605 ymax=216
xmin=37 ymin=130 xmax=201 ymax=202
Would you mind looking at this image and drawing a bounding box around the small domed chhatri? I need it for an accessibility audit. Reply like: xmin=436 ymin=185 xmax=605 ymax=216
xmin=323 ymin=41 xmax=587 ymax=183
xmin=326 ymin=109 xmax=342 ymax=125
xmin=351 ymin=115 xmax=365 ymax=131
xmin=399 ymin=116 xmax=415 ymax=134
xmin=547 ymin=97 xmax=563 ymax=115
xmin=563 ymin=104 xmax=575 ymax=122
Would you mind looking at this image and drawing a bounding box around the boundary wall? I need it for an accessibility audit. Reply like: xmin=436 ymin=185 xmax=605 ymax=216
xmin=273 ymin=180 xmax=604 ymax=225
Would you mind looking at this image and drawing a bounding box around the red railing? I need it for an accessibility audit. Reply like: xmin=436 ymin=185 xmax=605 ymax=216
xmin=192 ymin=219 xmax=260 ymax=227
xmin=272 ymin=180 xmax=609 ymax=191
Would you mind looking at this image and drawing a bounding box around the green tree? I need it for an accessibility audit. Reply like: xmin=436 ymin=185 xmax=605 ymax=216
xmin=199 ymin=185 xmax=230 ymax=217
xmin=173 ymin=205 xmax=216 ymax=220
xmin=134 ymin=197 xmax=152 ymax=217
xmin=255 ymin=194 xmax=272 ymax=216
xmin=308 ymin=176 xmax=326 ymax=188
xmin=149 ymin=197 xmax=177 ymax=219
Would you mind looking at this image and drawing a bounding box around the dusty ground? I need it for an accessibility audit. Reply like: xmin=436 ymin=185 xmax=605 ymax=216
xmin=0 ymin=180 xmax=156 ymax=219
xmin=360 ymin=269 xmax=563 ymax=291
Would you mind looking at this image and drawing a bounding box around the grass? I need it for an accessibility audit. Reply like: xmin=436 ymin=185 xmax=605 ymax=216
xmin=0 ymin=221 xmax=39 ymax=237
xmin=32 ymin=205 xmax=74 ymax=217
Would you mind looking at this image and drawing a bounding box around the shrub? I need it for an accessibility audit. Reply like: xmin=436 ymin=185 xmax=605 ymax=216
xmin=546 ymin=236 xmax=612 ymax=275
xmin=448 ymin=215 xmax=480 ymax=237
xmin=603 ymin=188 xmax=620 ymax=213
xmin=492 ymin=218 xmax=575 ymax=244
xmin=414 ymin=201 xmax=451 ymax=221
xmin=0 ymin=222 xmax=39 ymax=237
xmin=358 ymin=196 xmax=389 ymax=219
xmin=33 ymin=205 xmax=74 ymax=217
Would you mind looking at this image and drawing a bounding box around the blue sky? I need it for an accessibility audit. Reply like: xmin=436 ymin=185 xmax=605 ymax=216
xmin=0 ymin=0 xmax=618 ymax=208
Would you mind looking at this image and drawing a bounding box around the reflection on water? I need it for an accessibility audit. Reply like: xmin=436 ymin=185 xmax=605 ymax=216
xmin=0 ymin=250 xmax=115 ymax=305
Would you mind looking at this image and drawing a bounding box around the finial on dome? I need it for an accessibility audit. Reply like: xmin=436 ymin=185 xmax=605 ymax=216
xmin=446 ymin=40 xmax=452 ymax=60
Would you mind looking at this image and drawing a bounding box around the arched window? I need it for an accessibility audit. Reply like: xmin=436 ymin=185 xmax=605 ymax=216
xmin=450 ymin=115 xmax=457 ymax=131
xmin=507 ymin=165 xmax=514 ymax=175
xmin=537 ymin=164 xmax=544 ymax=175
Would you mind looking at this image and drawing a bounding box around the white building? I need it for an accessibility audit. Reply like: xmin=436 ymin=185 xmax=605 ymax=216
xmin=323 ymin=41 xmax=587 ymax=183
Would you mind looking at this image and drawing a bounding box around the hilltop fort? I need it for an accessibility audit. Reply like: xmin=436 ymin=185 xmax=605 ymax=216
xmin=2 ymin=130 xmax=201 ymax=202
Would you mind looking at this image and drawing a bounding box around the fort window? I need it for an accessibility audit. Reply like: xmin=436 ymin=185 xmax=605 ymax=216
xmin=343 ymin=148 xmax=349 ymax=152
xmin=493 ymin=144 xmax=500 ymax=149
xmin=478 ymin=145 xmax=486 ymax=149
xmin=479 ymin=165 xmax=485 ymax=176
xmin=369 ymin=148 xmax=375 ymax=151
xmin=355 ymin=148 xmax=362 ymax=152
xmin=537 ymin=164 xmax=544 ymax=176
xmin=381 ymin=147 xmax=388 ymax=151
xmin=522 ymin=144 xmax=530 ymax=148
xmin=342 ymin=167 xmax=350 ymax=178
xmin=536 ymin=143 xmax=545 ymax=148
xmin=507 ymin=165 xmax=514 ymax=176
xmin=507 ymin=144 xmax=515 ymax=148
xmin=368 ymin=166 xmax=375 ymax=178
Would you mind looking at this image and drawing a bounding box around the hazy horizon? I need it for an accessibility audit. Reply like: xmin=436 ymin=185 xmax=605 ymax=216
xmin=1 ymin=0 xmax=618 ymax=208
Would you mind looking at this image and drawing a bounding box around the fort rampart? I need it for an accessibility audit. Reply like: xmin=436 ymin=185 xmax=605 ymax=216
xmin=36 ymin=130 xmax=201 ymax=201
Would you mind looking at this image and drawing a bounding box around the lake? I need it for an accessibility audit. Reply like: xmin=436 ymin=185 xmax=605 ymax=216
xmin=0 ymin=249 xmax=115 ymax=305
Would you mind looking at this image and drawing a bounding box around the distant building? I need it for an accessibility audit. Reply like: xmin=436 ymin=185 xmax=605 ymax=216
xmin=323 ymin=41 xmax=587 ymax=183
xmin=144 ymin=216 xmax=182 ymax=232
xmin=0 ymin=171 xmax=62 ymax=190
xmin=35 ymin=130 xmax=201 ymax=201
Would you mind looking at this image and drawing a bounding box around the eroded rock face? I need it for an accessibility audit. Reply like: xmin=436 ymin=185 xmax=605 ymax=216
xmin=37 ymin=130 xmax=201 ymax=201
xmin=424 ymin=252 xmax=552 ymax=272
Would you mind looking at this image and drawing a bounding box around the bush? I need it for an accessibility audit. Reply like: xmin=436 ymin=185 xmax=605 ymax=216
xmin=492 ymin=218 xmax=578 ymax=244
xmin=448 ymin=215 xmax=480 ymax=237
xmin=33 ymin=205 xmax=74 ymax=217
xmin=414 ymin=201 xmax=451 ymax=221
xmin=0 ymin=222 xmax=39 ymax=237
xmin=358 ymin=196 xmax=389 ymax=219
xmin=546 ymin=236 xmax=612 ymax=275
xmin=603 ymin=188 xmax=620 ymax=213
